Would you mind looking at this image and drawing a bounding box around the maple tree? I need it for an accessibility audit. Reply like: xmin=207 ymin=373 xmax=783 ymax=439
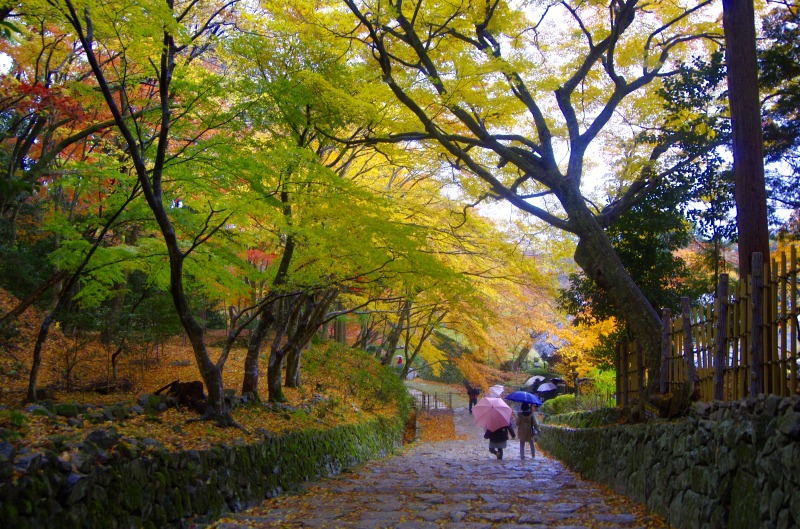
xmin=321 ymin=0 xmax=724 ymax=393
xmin=229 ymin=5 xmax=562 ymax=388
xmin=10 ymin=0 xmax=260 ymax=424
xmin=0 ymin=9 xmax=162 ymax=401
xmin=1 ymin=0 xmax=612 ymax=421
xmin=215 ymin=10 xmax=478 ymax=401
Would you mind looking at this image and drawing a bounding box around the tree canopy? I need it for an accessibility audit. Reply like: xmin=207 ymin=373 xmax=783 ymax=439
xmin=0 ymin=0 xmax=795 ymax=416
xmin=0 ymin=0 xmax=564 ymax=420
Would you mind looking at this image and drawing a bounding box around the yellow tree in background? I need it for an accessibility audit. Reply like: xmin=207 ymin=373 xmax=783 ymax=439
xmin=554 ymin=318 xmax=619 ymax=379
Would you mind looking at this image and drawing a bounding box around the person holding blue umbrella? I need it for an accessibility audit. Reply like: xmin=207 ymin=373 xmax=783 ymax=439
xmin=504 ymin=390 xmax=543 ymax=407
xmin=515 ymin=402 xmax=541 ymax=460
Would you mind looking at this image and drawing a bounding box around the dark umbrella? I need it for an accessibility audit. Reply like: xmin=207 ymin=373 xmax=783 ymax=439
xmin=525 ymin=375 xmax=546 ymax=386
xmin=504 ymin=391 xmax=543 ymax=406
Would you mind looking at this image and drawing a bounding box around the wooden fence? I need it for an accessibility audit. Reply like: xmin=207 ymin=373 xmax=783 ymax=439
xmin=618 ymin=248 xmax=800 ymax=405
xmin=407 ymin=388 xmax=454 ymax=411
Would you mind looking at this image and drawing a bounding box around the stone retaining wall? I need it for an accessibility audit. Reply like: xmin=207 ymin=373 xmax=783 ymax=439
xmin=0 ymin=416 xmax=403 ymax=529
xmin=537 ymin=395 xmax=800 ymax=529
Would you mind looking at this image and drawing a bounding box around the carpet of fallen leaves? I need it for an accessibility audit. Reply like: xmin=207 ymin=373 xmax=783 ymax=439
xmin=415 ymin=409 xmax=469 ymax=442
xmin=0 ymin=288 xmax=399 ymax=453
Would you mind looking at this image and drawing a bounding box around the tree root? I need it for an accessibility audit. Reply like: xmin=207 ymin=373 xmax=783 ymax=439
xmin=186 ymin=411 xmax=251 ymax=435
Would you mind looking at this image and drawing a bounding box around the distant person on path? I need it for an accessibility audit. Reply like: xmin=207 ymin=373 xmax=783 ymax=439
xmin=485 ymin=422 xmax=515 ymax=460
xmin=464 ymin=381 xmax=480 ymax=413
xmin=515 ymin=402 xmax=540 ymax=460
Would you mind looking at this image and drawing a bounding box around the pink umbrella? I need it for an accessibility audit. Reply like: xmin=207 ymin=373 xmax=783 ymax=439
xmin=472 ymin=397 xmax=513 ymax=432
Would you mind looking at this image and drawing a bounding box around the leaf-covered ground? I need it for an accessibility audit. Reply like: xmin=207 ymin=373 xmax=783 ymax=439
xmin=0 ymin=289 xmax=403 ymax=453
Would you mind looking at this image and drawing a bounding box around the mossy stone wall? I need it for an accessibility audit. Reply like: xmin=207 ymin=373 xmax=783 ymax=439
xmin=0 ymin=416 xmax=404 ymax=529
xmin=537 ymin=395 xmax=800 ymax=529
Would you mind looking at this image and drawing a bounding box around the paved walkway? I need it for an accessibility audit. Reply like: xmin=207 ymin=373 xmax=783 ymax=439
xmin=204 ymin=408 xmax=666 ymax=529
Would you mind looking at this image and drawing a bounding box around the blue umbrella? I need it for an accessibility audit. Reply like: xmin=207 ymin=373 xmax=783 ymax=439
xmin=504 ymin=391 xmax=543 ymax=406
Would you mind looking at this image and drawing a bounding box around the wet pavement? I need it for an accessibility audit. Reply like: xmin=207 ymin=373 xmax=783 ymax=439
xmin=203 ymin=408 xmax=666 ymax=529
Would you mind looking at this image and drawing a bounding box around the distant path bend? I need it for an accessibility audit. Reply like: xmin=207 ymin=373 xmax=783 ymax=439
xmin=202 ymin=407 xmax=667 ymax=528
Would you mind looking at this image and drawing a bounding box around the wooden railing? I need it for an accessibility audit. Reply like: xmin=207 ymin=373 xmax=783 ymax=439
xmin=407 ymin=388 xmax=454 ymax=411
xmin=616 ymin=341 xmax=644 ymax=407
xmin=618 ymin=247 xmax=800 ymax=405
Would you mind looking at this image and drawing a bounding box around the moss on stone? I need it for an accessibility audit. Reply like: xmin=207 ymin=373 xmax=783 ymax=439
xmin=52 ymin=403 xmax=80 ymax=418
xmin=728 ymin=471 xmax=760 ymax=529
xmin=0 ymin=413 xmax=404 ymax=529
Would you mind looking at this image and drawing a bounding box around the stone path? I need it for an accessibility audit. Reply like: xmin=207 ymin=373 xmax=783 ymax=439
xmin=202 ymin=408 xmax=667 ymax=529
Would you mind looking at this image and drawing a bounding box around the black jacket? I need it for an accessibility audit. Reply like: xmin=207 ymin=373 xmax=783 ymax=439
xmin=486 ymin=425 xmax=515 ymax=443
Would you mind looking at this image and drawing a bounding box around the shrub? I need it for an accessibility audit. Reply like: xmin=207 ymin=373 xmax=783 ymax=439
xmin=540 ymin=394 xmax=577 ymax=415
xmin=587 ymin=368 xmax=615 ymax=395
xmin=527 ymin=367 xmax=551 ymax=377
xmin=0 ymin=409 xmax=27 ymax=441
xmin=542 ymin=407 xmax=624 ymax=428
xmin=306 ymin=342 xmax=412 ymax=421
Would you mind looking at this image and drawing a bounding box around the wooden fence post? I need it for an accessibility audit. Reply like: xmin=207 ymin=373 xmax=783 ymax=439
xmin=682 ymin=297 xmax=698 ymax=390
xmin=792 ymin=246 xmax=798 ymax=395
xmin=621 ymin=341 xmax=629 ymax=407
xmin=714 ymin=274 xmax=729 ymax=401
xmin=637 ymin=342 xmax=645 ymax=414
xmin=751 ymin=253 xmax=764 ymax=397
xmin=780 ymin=252 xmax=788 ymax=397
xmin=660 ymin=308 xmax=671 ymax=394
xmin=772 ymin=258 xmax=780 ymax=395
xmin=615 ymin=341 xmax=622 ymax=406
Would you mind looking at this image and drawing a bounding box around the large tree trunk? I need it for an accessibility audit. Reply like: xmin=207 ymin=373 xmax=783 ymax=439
xmin=568 ymin=197 xmax=663 ymax=393
xmin=60 ymin=0 xmax=235 ymax=425
xmin=266 ymin=295 xmax=298 ymax=402
xmin=241 ymin=309 xmax=274 ymax=397
xmin=511 ymin=343 xmax=533 ymax=372
xmin=722 ymin=0 xmax=771 ymax=278
xmin=340 ymin=0 xmax=712 ymax=398
xmin=381 ymin=299 xmax=410 ymax=366
xmin=285 ymin=344 xmax=302 ymax=388
xmin=166 ymin=244 xmax=227 ymax=420
xmin=284 ymin=290 xmax=339 ymax=388
xmin=267 ymin=345 xmax=286 ymax=403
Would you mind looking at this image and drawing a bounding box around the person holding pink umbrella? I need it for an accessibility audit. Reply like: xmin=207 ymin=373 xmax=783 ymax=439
xmin=473 ymin=396 xmax=516 ymax=460
xmin=485 ymin=421 xmax=515 ymax=460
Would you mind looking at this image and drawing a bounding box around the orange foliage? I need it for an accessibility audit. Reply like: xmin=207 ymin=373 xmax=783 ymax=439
xmin=453 ymin=355 xmax=523 ymax=394
xmin=0 ymin=288 xmax=397 ymax=453
xmin=415 ymin=410 xmax=467 ymax=442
